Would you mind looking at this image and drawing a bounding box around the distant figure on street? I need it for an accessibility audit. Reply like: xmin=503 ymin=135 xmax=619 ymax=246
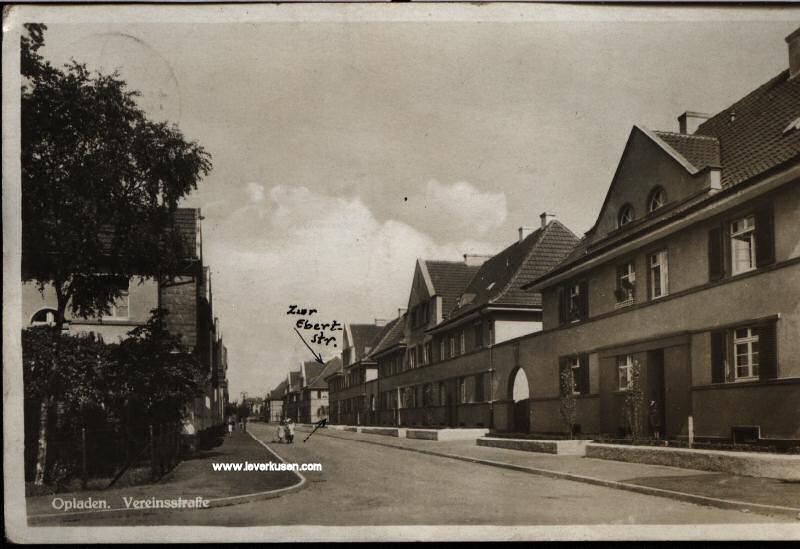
xmin=648 ymin=400 xmax=661 ymax=440
xmin=243 ymin=415 xmax=248 ymax=432
xmin=286 ymin=418 xmax=295 ymax=444
xmin=276 ymin=419 xmax=285 ymax=443
xmin=227 ymin=416 xmax=234 ymax=436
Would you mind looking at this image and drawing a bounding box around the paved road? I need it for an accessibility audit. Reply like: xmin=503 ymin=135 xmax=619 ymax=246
xmin=41 ymin=422 xmax=789 ymax=526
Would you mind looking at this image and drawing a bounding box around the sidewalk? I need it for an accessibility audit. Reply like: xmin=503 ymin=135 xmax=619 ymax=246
xmin=27 ymin=430 xmax=303 ymax=522
xmin=309 ymin=426 xmax=800 ymax=520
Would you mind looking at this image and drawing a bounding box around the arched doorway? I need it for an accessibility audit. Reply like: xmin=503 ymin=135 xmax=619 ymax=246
xmin=509 ymin=367 xmax=530 ymax=433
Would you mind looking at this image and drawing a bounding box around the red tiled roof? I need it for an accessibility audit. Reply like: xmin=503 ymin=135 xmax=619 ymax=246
xmin=424 ymin=260 xmax=481 ymax=320
xmin=695 ymin=69 xmax=800 ymax=188
xmin=653 ymin=131 xmax=721 ymax=171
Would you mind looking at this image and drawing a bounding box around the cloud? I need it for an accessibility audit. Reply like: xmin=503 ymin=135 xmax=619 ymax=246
xmin=244 ymin=182 xmax=265 ymax=203
xmin=395 ymin=179 xmax=508 ymax=240
xmin=202 ymin=184 xmax=498 ymax=394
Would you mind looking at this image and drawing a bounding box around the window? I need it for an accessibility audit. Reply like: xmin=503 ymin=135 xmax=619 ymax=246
xmin=409 ymin=347 xmax=416 ymax=369
xmin=615 ymin=261 xmax=636 ymax=304
xmin=559 ymin=354 xmax=589 ymax=395
xmin=648 ymin=250 xmax=669 ymax=300
xmin=473 ymin=323 xmax=483 ymax=349
xmin=449 ymin=335 xmax=456 ymax=358
xmin=439 ymin=339 xmax=445 ymax=362
xmin=459 ymin=331 xmax=466 ymax=354
xmin=617 ymin=355 xmax=633 ymax=390
xmin=730 ymin=215 xmax=756 ymax=275
xmin=104 ymin=279 xmax=130 ymax=319
xmin=459 ymin=378 xmax=467 ymax=403
xmin=31 ymin=308 xmax=58 ymax=326
xmin=317 ymin=390 xmax=322 ymax=399
xmin=618 ymin=204 xmax=634 ymax=227
xmin=439 ymin=383 xmax=446 ymax=406
xmin=474 ymin=373 xmax=485 ymax=402
xmin=567 ymin=356 xmax=581 ymax=395
xmin=560 ymin=281 xmax=588 ymax=324
xmin=733 ymin=327 xmax=759 ymax=380
xmin=648 ymin=187 xmax=666 ymax=212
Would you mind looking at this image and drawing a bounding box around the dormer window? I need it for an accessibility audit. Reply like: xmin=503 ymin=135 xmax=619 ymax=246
xmin=648 ymin=187 xmax=666 ymax=213
xmin=618 ymin=204 xmax=634 ymax=227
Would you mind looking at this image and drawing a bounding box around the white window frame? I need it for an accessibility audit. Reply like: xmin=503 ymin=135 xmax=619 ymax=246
xmin=733 ymin=327 xmax=759 ymax=381
xmin=409 ymin=347 xmax=416 ymax=369
xmin=104 ymin=283 xmax=130 ymax=320
xmin=459 ymin=331 xmax=466 ymax=354
xmin=648 ymin=187 xmax=666 ymax=212
xmin=568 ymin=283 xmax=582 ymax=322
xmin=422 ymin=342 xmax=430 ymax=365
xmin=616 ymin=262 xmax=636 ymax=305
xmin=567 ymin=356 xmax=581 ymax=395
xmin=649 ymin=250 xmax=669 ymax=300
xmin=449 ymin=335 xmax=456 ymax=357
xmin=617 ymin=354 xmax=633 ymax=391
xmin=730 ymin=215 xmax=756 ymax=276
xmin=460 ymin=378 xmax=466 ymax=404
xmin=618 ymin=205 xmax=634 ymax=227
xmin=440 ymin=339 xmax=445 ymax=362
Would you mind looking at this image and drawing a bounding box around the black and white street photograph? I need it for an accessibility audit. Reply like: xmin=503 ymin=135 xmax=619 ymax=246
xmin=3 ymin=2 xmax=800 ymax=543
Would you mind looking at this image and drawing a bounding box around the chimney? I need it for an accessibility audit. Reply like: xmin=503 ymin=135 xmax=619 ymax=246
xmin=463 ymin=253 xmax=491 ymax=267
xmin=787 ymin=27 xmax=800 ymax=79
xmin=518 ymin=226 xmax=536 ymax=242
xmin=539 ymin=212 xmax=556 ymax=229
xmin=398 ymin=307 xmax=407 ymax=317
xmin=677 ymin=111 xmax=710 ymax=134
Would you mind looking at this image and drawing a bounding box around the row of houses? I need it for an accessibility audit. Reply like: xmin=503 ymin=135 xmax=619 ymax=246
xmin=268 ymin=28 xmax=800 ymax=445
xmin=22 ymin=207 xmax=230 ymax=440
xmin=266 ymin=357 xmax=342 ymax=424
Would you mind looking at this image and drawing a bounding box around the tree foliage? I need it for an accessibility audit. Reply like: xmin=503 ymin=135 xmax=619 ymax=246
xmin=623 ymin=359 xmax=645 ymax=441
xmin=21 ymin=23 xmax=212 ymax=323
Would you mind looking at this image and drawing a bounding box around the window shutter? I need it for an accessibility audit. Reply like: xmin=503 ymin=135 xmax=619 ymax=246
xmin=579 ymin=280 xmax=589 ymax=319
xmin=755 ymin=204 xmax=775 ymax=268
xmin=710 ymin=330 xmax=726 ymax=383
xmin=558 ymin=357 xmax=568 ymax=396
xmin=578 ymin=354 xmax=590 ymax=395
xmin=757 ymin=322 xmax=778 ymax=380
xmin=708 ymin=226 xmax=725 ymax=281
xmin=558 ymin=287 xmax=567 ymax=325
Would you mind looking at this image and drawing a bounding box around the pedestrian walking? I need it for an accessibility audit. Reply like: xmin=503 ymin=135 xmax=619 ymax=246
xmin=276 ymin=419 xmax=285 ymax=443
xmin=648 ymin=400 xmax=662 ymax=440
xmin=286 ymin=418 xmax=295 ymax=444
xmin=227 ymin=415 xmax=234 ymax=436
xmin=243 ymin=415 xmax=248 ymax=432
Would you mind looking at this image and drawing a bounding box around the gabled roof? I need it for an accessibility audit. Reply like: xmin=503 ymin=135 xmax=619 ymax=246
xmin=302 ymin=360 xmax=325 ymax=384
xmin=653 ymin=131 xmax=721 ymax=172
xmin=288 ymin=370 xmax=303 ymax=392
xmin=348 ymin=323 xmax=384 ymax=360
xmin=694 ymin=69 xmax=800 ymax=188
xmin=423 ymin=260 xmax=481 ymax=320
xmin=268 ymin=380 xmax=287 ymax=400
xmin=95 ymin=207 xmax=199 ymax=260
xmin=368 ymin=314 xmax=406 ymax=358
xmin=307 ymin=357 xmax=342 ymax=389
xmin=449 ymin=220 xmax=579 ymax=320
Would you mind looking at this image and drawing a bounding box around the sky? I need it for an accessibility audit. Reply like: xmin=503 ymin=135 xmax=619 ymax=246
xmin=31 ymin=6 xmax=799 ymax=398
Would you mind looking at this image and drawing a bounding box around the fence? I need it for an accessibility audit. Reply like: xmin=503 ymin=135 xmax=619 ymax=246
xmin=25 ymin=422 xmax=183 ymax=489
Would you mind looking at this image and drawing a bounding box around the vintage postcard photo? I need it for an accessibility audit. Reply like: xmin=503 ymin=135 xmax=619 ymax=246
xmin=3 ymin=2 xmax=800 ymax=543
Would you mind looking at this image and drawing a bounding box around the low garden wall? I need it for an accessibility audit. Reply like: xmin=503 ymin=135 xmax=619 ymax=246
xmin=406 ymin=428 xmax=489 ymax=441
xmin=586 ymin=443 xmax=800 ymax=480
xmin=477 ymin=437 xmax=589 ymax=456
xmin=361 ymin=427 xmax=406 ymax=437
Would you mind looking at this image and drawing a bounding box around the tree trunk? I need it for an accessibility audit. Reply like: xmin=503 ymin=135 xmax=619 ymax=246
xmin=34 ymin=396 xmax=50 ymax=485
xmin=33 ymin=285 xmax=67 ymax=486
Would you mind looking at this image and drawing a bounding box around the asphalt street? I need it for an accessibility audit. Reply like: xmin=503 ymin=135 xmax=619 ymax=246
xmin=35 ymin=421 xmax=790 ymax=527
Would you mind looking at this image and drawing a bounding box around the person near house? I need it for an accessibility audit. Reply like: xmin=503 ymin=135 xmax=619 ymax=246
xmin=286 ymin=418 xmax=295 ymax=443
xmin=276 ymin=419 xmax=285 ymax=443
xmin=227 ymin=415 xmax=234 ymax=437
xmin=648 ymin=400 xmax=661 ymax=440
xmin=242 ymin=415 xmax=248 ymax=432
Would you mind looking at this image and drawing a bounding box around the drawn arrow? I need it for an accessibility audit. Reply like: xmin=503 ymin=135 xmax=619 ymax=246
xmin=293 ymin=327 xmax=325 ymax=364
xmin=304 ymin=418 xmax=327 ymax=442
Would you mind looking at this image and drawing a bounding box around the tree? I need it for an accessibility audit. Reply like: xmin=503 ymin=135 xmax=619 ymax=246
xmin=21 ymin=24 xmax=212 ymax=484
xmin=559 ymin=365 xmax=577 ymax=440
xmin=623 ymin=359 xmax=645 ymax=441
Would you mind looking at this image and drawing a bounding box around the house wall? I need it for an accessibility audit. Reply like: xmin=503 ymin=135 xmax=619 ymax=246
xmin=160 ymin=275 xmax=199 ymax=350
xmin=495 ymin=183 xmax=800 ymax=439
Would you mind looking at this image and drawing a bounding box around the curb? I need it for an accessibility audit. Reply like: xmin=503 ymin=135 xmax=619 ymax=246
xmin=27 ymin=432 xmax=306 ymax=522
xmin=311 ymin=428 xmax=800 ymax=520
